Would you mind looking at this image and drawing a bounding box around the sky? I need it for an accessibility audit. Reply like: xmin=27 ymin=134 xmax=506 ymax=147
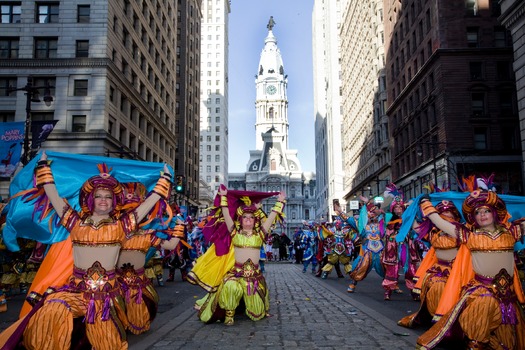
xmin=227 ymin=0 xmax=316 ymax=173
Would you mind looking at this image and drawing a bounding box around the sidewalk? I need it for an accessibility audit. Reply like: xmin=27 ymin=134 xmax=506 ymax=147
xmin=130 ymin=262 xmax=419 ymax=350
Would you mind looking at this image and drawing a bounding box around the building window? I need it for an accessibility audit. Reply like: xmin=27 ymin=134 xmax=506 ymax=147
xmin=469 ymin=62 xmax=483 ymax=80
xmin=499 ymin=91 xmax=514 ymax=115
xmin=1 ymin=3 xmax=21 ymax=23
xmin=72 ymin=114 xmax=86 ymax=132
xmin=37 ymin=3 xmax=59 ymax=23
xmin=32 ymin=76 xmax=56 ymax=97
xmin=466 ymin=27 xmax=479 ymax=47
xmin=466 ymin=0 xmax=478 ymax=16
xmin=34 ymin=37 xmax=58 ymax=58
xmin=473 ymin=127 xmax=487 ymax=149
xmin=490 ymin=0 xmax=501 ymax=17
xmin=471 ymin=92 xmax=485 ymax=117
xmin=496 ymin=61 xmax=511 ymax=80
xmin=77 ymin=5 xmax=90 ymax=23
xmin=494 ymin=26 xmax=510 ymax=48
xmin=31 ymin=112 xmax=54 ymax=122
xmin=0 ymin=112 xmax=15 ymax=122
xmin=73 ymin=79 xmax=88 ymax=96
xmin=0 ymin=77 xmax=17 ymax=96
xmin=75 ymin=40 xmax=89 ymax=58
xmin=0 ymin=38 xmax=19 ymax=58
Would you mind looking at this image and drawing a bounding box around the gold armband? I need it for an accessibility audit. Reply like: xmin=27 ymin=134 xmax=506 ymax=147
xmin=220 ymin=195 xmax=228 ymax=207
xmin=171 ymin=224 xmax=185 ymax=238
xmin=420 ymin=201 xmax=438 ymax=217
xmin=152 ymin=175 xmax=172 ymax=200
xmin=339 ymin=212 xmax=348 ymax=221
xmin=272 ymin=201 xmax=285 ymax=215
xmin=34 ymin=161 xmax=55 ymax=186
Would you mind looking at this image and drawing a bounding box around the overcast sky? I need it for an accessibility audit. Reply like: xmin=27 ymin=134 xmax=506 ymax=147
xmin=227 ymin=0 xmax=315 ymax=173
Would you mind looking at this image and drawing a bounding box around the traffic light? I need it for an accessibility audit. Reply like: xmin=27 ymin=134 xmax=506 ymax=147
xmin=175 ymin=175 xmax=185 ymax=193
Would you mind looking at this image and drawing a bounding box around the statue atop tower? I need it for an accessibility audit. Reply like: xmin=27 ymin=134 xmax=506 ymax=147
xmin=267 ymin=16 xmax=276 ymax=31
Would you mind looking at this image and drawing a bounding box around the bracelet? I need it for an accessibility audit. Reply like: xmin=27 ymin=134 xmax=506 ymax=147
xmin=272 ymin=201 xmax=285 ymax=215
xmin=220 ymin=195 xmax=228 ymax=207
xmin=420 ymin=201 xmax=438 ymax=217
xmin=34 ymin=162 xmax=55 ymax=186
xmin=152 ymin=176 xmax=172 ymax=200
xmin=170 ymin=224 xmax=185 ymax=238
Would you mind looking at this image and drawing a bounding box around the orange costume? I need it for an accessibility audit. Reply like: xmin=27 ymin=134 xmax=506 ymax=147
xmin=0 ymin=155 xmax=172 ymax=350
xmin=398 ymin=199 xmax=462 ymax=328
xmin=118 ymin=231 xmax=160 ymax=335
xmin=417 ymin=190 xmax=525 ymax=350
xmin=117 ymin=224 xmax=185 ymax=335
xmin=398 ymin=232 xmax=459 ymax=328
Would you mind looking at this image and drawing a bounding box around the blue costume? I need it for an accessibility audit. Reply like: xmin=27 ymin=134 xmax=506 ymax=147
xmin=347 ymin=202 xmax=386 ymax=293
xmin=299 ymin=227 xmax=318 ymax=273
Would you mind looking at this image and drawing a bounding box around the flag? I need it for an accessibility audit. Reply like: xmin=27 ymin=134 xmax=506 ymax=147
xmin=0 ymin=122 xmax=24 ymax=177
xmin=31 ymin=120 xmax=58 ymax=149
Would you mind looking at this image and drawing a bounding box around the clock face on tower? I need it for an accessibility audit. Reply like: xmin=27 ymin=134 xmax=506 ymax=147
xmin=266 ymin=85 xmax=277 ymax=95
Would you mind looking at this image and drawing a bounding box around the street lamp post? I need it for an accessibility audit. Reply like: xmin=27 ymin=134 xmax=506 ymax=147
xmin=8 ymin=76 xmax=54 ymax=165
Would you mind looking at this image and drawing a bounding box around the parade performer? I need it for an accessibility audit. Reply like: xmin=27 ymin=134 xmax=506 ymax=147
xmin=347 ymin=197 xmax=386 ymax=293
xmin=116 ymin=182 xmax=184 ymax=335
xmin=0 ymin=151 xmax=172 ymax=350
xmin=398 ymin=198 xmax=462 ymax=328
xmin=318 ymin=217 xmax=357 ymax=280
xmin=414 ymin=179 xmax=525 ymax=349
xmin=299 ymin=221 xmax=318 ymax=273
xmin=381 ymin=184 xmax=416 ymax=300
xmin=187 ymin=185 xmax=285 ymax=325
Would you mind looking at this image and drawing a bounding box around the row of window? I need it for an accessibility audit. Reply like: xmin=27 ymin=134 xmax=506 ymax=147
xmin=0 ymin=3 xmax=90 ymax=24
xmin=0 ymin=77 xmax=86 ymax=97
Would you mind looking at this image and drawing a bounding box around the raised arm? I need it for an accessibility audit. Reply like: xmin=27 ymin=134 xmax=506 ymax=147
xmin=420 ymin=196 xmax=458 ymax=237
xmin=135 ymin=164 xmax=172 ymax=223
xmin=36 ymin=151 xmax=67 ymax=217
xmin=262 ymin=192 xmax=286 ymax=233
xmin=218 ymin=187 xmax=235 ymax=232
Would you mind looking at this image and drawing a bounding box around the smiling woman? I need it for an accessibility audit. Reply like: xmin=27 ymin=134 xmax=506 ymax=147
xmin=0 ymin=151 xmax=173 ymax=350
xmin=416 ymin=188 xmax=525 ymax=349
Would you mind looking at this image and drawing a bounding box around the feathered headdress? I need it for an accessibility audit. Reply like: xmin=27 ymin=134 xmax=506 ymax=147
xmin=383 ymin=183 xmax=405 ymax=213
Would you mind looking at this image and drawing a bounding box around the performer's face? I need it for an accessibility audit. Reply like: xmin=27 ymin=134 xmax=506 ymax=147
xmin=393 ymin=205 xmax=403 ymax=216
xmin=241 ymin=213 xmax=255 ymax=229
xmin=93 ymin=189 xmax=113 ymax=216
xmin=474 ymin=206 xmax=495 ymax=229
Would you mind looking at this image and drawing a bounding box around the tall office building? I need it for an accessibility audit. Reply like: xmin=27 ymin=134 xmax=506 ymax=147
xmin=383 ymin=0 xmax=521 ymax=196
xmin=337 ymin=1 xmax=390 ymax=203
xmin=199 ymin=0 xmax=230 ymax=205
xmin=500 ymin=0 xmax=525 ymax=190
xmin=0 ymin=1 xmax=202 ymax=205
xmin=312 ymin=0 xmax=347 ymax=221
xmin=176 ymin=0 xmax=203 ymax=211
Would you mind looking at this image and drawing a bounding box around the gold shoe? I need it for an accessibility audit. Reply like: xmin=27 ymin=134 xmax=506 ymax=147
xmin=224 ymin=310 xmax=234 ymax=326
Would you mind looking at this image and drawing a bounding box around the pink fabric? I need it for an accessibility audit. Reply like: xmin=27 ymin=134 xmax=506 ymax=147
xmin=203 ymin=186 xmax=279 ymax=256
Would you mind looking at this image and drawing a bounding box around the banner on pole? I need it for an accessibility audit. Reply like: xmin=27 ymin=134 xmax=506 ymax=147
xmin=31 ymin=120 xmax=58 ymax=149
xmin=0 ymin=122 xmax=24 ymax=177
